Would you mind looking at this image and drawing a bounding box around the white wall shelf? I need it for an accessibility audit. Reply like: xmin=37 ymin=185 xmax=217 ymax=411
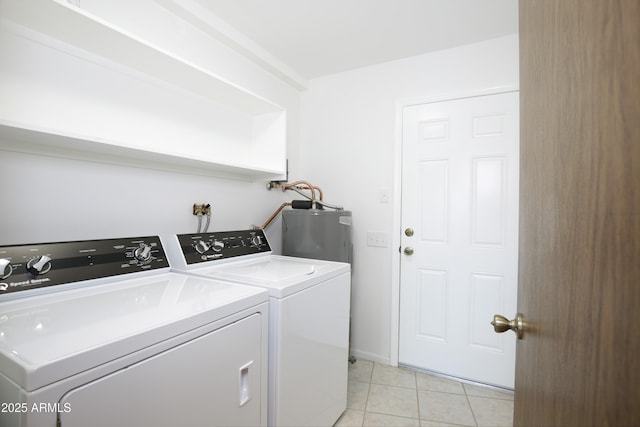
xmin=0 ymin=121 xmax=284 ymax=179
xmin=0 ymin=0 xmax=287 ymax=179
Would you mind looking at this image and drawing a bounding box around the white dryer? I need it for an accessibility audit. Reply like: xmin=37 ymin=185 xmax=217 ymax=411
xmin=0 ymin=236 xmax=268 ymax=427
xmin=166 ymin=229 xmax=351 ymax=427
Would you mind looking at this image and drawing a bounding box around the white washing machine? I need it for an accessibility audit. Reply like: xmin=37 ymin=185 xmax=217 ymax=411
xmin=0 ymin=236 xmax=269 ymax=427
xmin=166 ymin=229 xmax=351 ymax=427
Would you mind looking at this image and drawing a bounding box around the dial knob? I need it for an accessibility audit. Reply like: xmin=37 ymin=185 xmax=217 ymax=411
xmin=26 ymin=255 xmax=52 ymax=277
xmin=211 ymin=240 xmax=225 ymax=252
xmin=194 ymin=240 xmax=211 ymax=254
xmin=134 ymin=244 xmax=152 ymax=262
xmin=250 ymin=235 xmax=262 ymax=247
xmin=0 ymin=258 xmax=13 ymax=280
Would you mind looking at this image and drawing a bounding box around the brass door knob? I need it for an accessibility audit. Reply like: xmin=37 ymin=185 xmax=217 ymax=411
xmin=491 ymin=313 xmax=524 ymax=339
xmin=403 ymin=247 xmax=414 ymax=255
xmin=405 ymin=228 xmax=414 ymax=237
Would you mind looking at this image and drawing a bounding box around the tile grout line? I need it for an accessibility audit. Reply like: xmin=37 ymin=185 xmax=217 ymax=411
xmin=362 ymin=379 xmax=370 ymax=426
xmin=463 ymin=384 xmax=480 ymax=427
xmin=413 ymin=370 xmax=422 ymax=424
xmin=361 ymin=362 xmax=374 ymax=427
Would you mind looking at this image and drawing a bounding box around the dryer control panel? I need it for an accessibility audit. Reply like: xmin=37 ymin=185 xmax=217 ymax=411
xmin=177 ymin=229 xmax=271 ymax=265
xmin=0 ymin=236 xmax=169 ymax=296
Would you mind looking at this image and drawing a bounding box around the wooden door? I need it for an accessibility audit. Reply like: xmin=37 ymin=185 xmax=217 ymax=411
xmin=399 ymin=92 xmax=519 ymax=388
xmin=515 ymin=1 xmax=640 ymax=425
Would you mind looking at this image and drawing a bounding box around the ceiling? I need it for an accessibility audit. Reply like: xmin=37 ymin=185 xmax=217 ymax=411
xmin=193 ymin=0 xmax=518 ymax=83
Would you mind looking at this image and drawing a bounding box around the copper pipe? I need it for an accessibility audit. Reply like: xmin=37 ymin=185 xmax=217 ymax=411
xmin=306 ymin=185 xmax=323 ymax=201
xmin=260 ymin=202 xmax=291 ymax=230
xmin=261 ymin=180 xmax=329 ymax=230
xmin=282 ymin=180 xmax=316 ymax=201
xmin=291 ymin=184 xmax=323 ymax=201
xmin=282 ymin=180 xmax=323 ymax=201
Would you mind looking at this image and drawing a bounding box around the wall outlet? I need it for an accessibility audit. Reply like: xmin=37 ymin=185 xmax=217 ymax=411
xmin=367 ymin=231 xmax=389 ymax=248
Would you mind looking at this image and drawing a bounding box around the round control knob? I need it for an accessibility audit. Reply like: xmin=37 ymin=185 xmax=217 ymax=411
xmin=26 ymin=255 xmax=52 ymax=278
xmin=211 ymin=240 xmax=225 ymax=252
xmin=134 ymin=244 xmax=152 ymax=262
xmin=250 ymin=235 xmax=262 ymax=247
xmin=194 ymin=240 xmax=211 ymax=254
xmin=0 ymin=258 xmax=13 ymax=280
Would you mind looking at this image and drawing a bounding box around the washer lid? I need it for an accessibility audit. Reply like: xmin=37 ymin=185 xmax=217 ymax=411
xmin=195 ymin=255 xmax=350 ymax=298
xmin=0 ymin=272 xmax=267 ymax=391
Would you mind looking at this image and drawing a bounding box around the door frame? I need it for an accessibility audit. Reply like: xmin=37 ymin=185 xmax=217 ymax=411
xmin=390 ymin=84 xmax=519 ymax=366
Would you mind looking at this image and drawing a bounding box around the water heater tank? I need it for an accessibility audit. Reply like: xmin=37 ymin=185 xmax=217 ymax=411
xmin=282 ymin=209 xmax=352 ymax=264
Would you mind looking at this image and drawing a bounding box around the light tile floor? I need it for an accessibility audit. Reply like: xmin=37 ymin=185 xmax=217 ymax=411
xmin=335 ymin=360 xmax=513 ymax=427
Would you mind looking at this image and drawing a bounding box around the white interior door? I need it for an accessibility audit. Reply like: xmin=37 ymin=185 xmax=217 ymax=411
xmin=399 ymin=91 xmax=519 ymax=388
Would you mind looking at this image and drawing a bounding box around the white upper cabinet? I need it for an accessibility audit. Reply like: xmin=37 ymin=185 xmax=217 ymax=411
xmin=0 ymin=0 xmax=287 ymax=179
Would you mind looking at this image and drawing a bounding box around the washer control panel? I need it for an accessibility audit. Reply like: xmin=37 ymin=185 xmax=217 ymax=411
xmin=0 ymin=236 xmax=169 ymax=296
xmin=177 ymin=229 xmax=271 ymax=265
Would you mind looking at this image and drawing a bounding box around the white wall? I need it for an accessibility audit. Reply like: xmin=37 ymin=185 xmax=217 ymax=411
xmin=0 ymin=150 xmax=286 ymax=248
xmin=300 ymin=34 xmax=519 ymax=363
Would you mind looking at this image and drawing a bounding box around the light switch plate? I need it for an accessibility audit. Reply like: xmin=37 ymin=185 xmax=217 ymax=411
xmin=379 ymin=188 xmax=390 ymax=203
